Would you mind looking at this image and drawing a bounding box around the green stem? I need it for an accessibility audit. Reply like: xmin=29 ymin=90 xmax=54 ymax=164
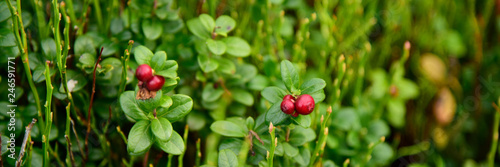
xmin=119 ymin=40 xmax=134 ymax=94
xmin=267 ymin=122 xmax=276 ymax=167
xmin=93 ymin=0 xmax=104 ymax=32
xmin=488 ymin=99 xmax=500 ymax=167
xmin=65 ymin=103 xmax=72 ymax=166
xmin=309 ymin=106 xmax=332 ymax=166
xmin=238 ymin=136 xmax=251 ymax=167
xmin=5 ymin=0 xmax=44 ymax=133
xmin=43 ymin=62 xmax=54 ymax=167
xmin=178 ymin=125 xmax=189 ymax=167
xmin=195 ymin=138 xmax=201 ymax=167
xmin=167 ymin=154 xmax=174 ymax=167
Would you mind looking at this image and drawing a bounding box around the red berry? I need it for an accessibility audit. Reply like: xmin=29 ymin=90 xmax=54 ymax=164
xmin=136 ymin=64 xmax=153 ymax=82
xmin=291 ymin=112 xmax=299 ymax=117
xmin=281 ymin=99 xmax=295 ymax=114
xmin=283 ymin=94 xmax=294 ymax=101
xmin=295 ymin=94 xmax=315 ymax=115
xmin=146 ymin=75 xmax=165 ymax=91
xmin=281 ymin=95 xmax=296 ymax=115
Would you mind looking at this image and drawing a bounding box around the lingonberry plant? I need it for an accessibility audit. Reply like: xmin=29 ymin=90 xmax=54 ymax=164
xmin=2 ymin=0 xmax=500 ymax=166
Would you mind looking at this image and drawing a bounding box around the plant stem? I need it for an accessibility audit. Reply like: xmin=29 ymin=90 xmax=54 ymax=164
xmin=195 ymin=138 xmax=201 ymax=167
xmin=6 ymin=0 xmax=44 ymax=134
xmin=178 ymin=125 xmax=189 ymax=167
xmin=267 ymin=122 xmax=276 ymax=167
xmin=43 ymin=61 xmax=54 ymax=167
xmin=167 ymin=154 xmax=173 ymax=167
xmin=119 ymin=40 xmax=134 ymax=94
xmin=309 ymin=106 xmax=332 ymax=166
xmin=488 ymin=100 xmax=500 ymax=167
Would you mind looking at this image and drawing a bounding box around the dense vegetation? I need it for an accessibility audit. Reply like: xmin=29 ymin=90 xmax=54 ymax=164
xmin=0 ymin=0 xmax=499 ymax=166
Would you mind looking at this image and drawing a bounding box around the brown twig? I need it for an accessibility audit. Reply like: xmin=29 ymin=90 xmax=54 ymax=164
xmin=84 ymin=47 xmax=104 ymax=166
xmin=143 ymin=150 xmax=150 ymax=167
xmin=493 ymin=102 xmax=500 ymax=113
xmin=65 ymin=135 xmax=76 ymax=167
xmin=16 ymin=118 xmax=37 ymax=167
xmin=249 ymin=130 xmax=264 ymax=145
xmin=70 ymin=119 xmax=85 ymax=157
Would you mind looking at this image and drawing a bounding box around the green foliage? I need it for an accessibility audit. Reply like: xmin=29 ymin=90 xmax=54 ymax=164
xmin=1 ymin=0 xmax=499 ymax=166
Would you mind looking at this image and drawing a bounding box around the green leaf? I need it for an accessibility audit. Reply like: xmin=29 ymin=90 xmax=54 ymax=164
xmin=293 ymin=147 xmax=311 ymax=166
xmin=150 ymin=51 xmax=167 ymax=71
xmin=41 ymin=38 xmax=57 ymax=60
xmin=155 ymin=131 xmax=185 ymax=155
xmin=219 ymin=138 xmax=243 ymax=156
xmin=0 ymin=28 xmax=16 ymax=47
xmin=387 ymin=99 xmax=405 ymax=128
xmin=0 ymin=2 xmax=12 ymax=22
xmin=134 ymin=45 xmax=154 ymax=65
xmin=216 ymin=58 xmax=236 ymax=74
xmin=202 ymin=83 xmax=224 ymax=102
xmin=119 ymin=91 xmax=148 ymax=121
xmin=370 ymin=143 xmax=394 ymax=164
xmin=79 ymin=53 xmax=96 ymax=68
xmin=261 ymin=86 xmax=287 ymax=103
xmin=265 ymin=101 xmax=289 ymax=125
xmin=74 ymin=35 xmax=96 ymax=56
xmin=248 ymin=75 xmax=269 ymax=91
xmin=289 ymin=126 xmax=316 ymax=146
xmin=127 ymin=120 xmax=153 ymax=155
xmin=300 ymin=78 xmax=326 ymax=94
xmin=308 ymin=90 xmax=325 ymax=103
xmin=283 ymin=142 xmax=299 ymax=157
xmin=224 ymin=37 xmax=251 ymax=57
xmin=246 ymin=117 xmax=255 ymax=130
xmin=59 ymin=70 xmax=88 ymax=92
xmin=206 ymin=39 xmax=226 ymax=55
xmin=155 ymin=60 xmax=178 ymax=79
xmin=198 ymin=54 xmax=218 ymax=72
xmin=280 ymin=60 xmax=300 ymax=92
xmin=187 ymin=14 xmax=214 ymax=39
xmin=151 ymin=117 xmax=173 ymax=142
xmin=142 ymin=19 xmax=163 ymax=40
xmin=218 ymin=149 xmax=238 ymax=167
xmin=210 ymin=121 xmax=248 ymax=137
xmin=332 ymin=108 xmax=360 ymax=131
xmin=161 ymin=94 xmax=193 ymax=122
xmin=291 ymin=114 xmax=311 ymax=128
xmin=231 ymin=89 xmax=254 ymax=106
xmin=214 ymin=15 xmax=236 ymax=36
xmin=395 ymin=79 xmax=419 ymax=100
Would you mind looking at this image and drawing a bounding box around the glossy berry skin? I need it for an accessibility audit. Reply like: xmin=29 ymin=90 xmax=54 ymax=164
xmin=295 ymin=94 xmax=315 ymax=115
xmin=281 ymin=95 xmax=295 ymax=114
xmin=146 ymin=75 xmax=165 ymax=91
xmin=291 ymin=111 xmax=299 ymax=117
xmin=136 ymin=64 xmax=154 ymax=82
xmin=281 ymin=100 xmax=295 ymax=115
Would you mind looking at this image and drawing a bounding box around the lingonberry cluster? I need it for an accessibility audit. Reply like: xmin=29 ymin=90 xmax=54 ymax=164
xmin=136 ymin=64 xmax=165 ymax=91
xmin=280 ymin=94 xmax=315 ymax=117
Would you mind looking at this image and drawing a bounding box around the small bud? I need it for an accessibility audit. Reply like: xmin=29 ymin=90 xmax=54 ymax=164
xmin=327 ymin=106 xmax=332 ymax=114
xmin=320 ymin=115 xmax=324 ymax=124
xmin=404 ymin=41 xmax=411 ymax=50
xmin=266 ymin=151 xmax=269 ymax=159
xmin=274 ymin=137 xmax=278 ymax=147
xmin=280 ymin=10 xmax=285 ymax=17
xmin=324 ymin=127 xmax=328 ymax=135
xmin=311 ymin=13 xmax=317 ymax=21
xmin=269 ymin=122 xmax=274 ymax=133
xmin=380 ymin=136 xmax=386 ymax=142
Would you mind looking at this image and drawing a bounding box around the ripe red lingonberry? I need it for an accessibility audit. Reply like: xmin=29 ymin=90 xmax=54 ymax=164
xmin=136 ymin=64 xmax=153 ymax=82
xmin=291 ymin=111 xmax=299 ymax=117
xmin=295 ymin=94 xmax=315 ymax=115
xmin=146 ymin=75 xmax=165 ymax=91
xmin=281 ymin=95 xmax=295 ymax=115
